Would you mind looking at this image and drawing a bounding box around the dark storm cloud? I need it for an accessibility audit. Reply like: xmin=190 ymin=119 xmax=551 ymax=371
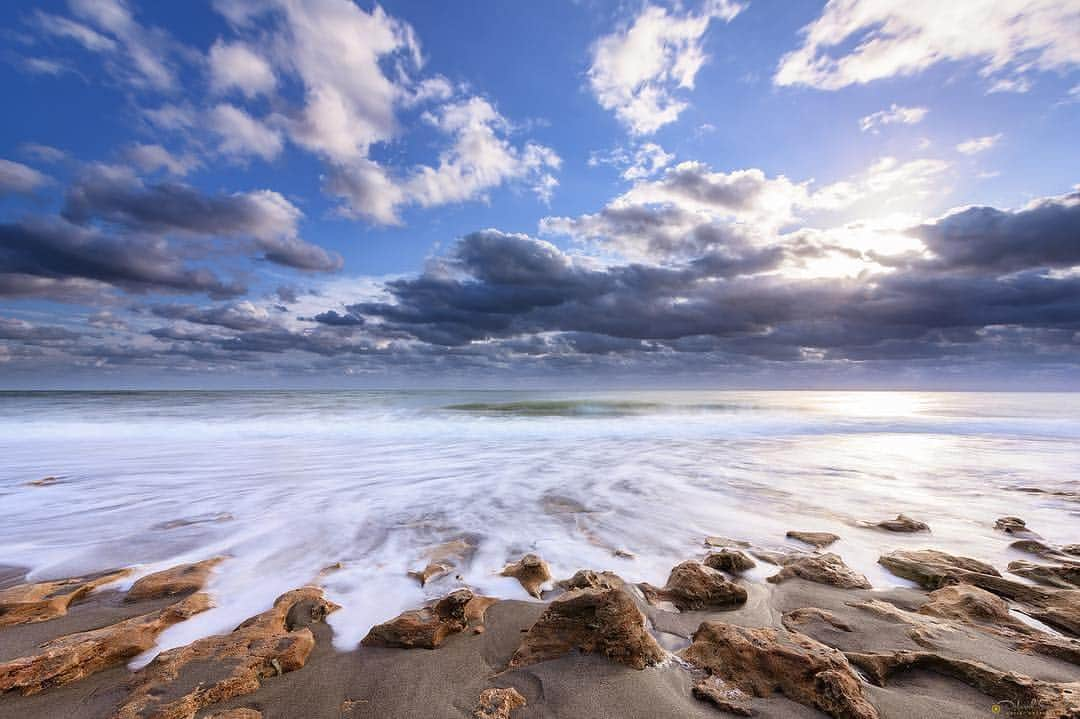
xmin=150 ymin=303 xmax=276 ymax=331
xmin=62 ymin=166 xmax=343 ymax=272
xmin=0 ymin=218 xmax=244 ymax=299
xmin=311 ymin=310 xmax=365 ymax=327
xmin=0 ymin=317 xmax=80 ymax=341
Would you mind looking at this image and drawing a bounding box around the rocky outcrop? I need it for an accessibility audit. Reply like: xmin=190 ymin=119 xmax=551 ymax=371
xmin=786 ymin=531 xmax=840 ymax=548
xmin=473 ymin=687 xmax=526 ymax=718
xmin=918 ymin=584 xmax=1028 ymax=632
xmin=112 ymin=587 xmax=338 ymax=719
xmin=1011 ymin=539 xmax=1066 ymax=559
xmin=681 ymin=621 xmax=879 ymax=719
xmin=500 ymin=554 xmax=551 ymax=598
xmin=509 ymin=587 xmax=665 ymax=670
xmin=691 ymin=676 xmax=754 ymax=716
xmin=205 ymin=710 xmax=262 ymax=719
xmin=704 ymin=536 xmax=750 ymax=549
xmin=767 ymin=552 xmax=871 ymax=589
xmin=362 ymin=589 xmax=489 ymax=649
xmin=782 ymin=607 xmax=855 ymax=633
xmin=557 ymin=569 xmax=623 ymax=591
xmin=869 ymin=514 xmax=930 ymax=532
xmin=877 ymin=549 xmax=999 ymax=589
xmin=0 ymin=592 xmax=211 ymax=695
xmin=408 ymin=538 xmax=477 ymax=587
xmin=845 ymin=650 xmax=1079 ymax=718
xmin=1008 ymin=559 xmax=1080 ymax=589
xmin=995 ymin=516 xmax=1032 ymax=534
xmin=125 ymin=558 xmax=224 ymax=602
xmin=0 ymin=568 xmax=132 ymax=627
xmin=638 ymin=561 xmax=747 ymax=611
xmin=704 ymin=549 xmax=756 ymax=573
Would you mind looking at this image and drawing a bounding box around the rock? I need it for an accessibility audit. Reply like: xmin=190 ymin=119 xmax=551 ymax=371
xmin=408 ymin=538 xmax=476 ymax=587
xmin=878 ymin=549 xmax=999 ymax=589
xmin=845 ymin=650 xmax=1079 ymax=717
xmin=0 ymin=592 xmax=211 ymax=695
xmin=0 ymin=568 xmax=132 ymax=627
xmin=871 ymin=514 xmax=930 ymax=532
xmin=125 ymin=558 xmax=224 ymax=602
xmin=767 ymin=553 xmax=871 ymax=589
xmin=500 ymin=554 xmax=551 ymax=598
xmin=113 ymin=586 xmax=338 ymax=719
xmin=1008 ymin=559 xmax=1080 ymax=589
xmin=704 ymin=549 xmax=756 ymax=574
xmin=557 ymin=569 xmax=623 ymax=591
xmin=509 ymin=587 xmax=665 ymax=670
xmin=681 ymin=622 xmax=879 ymax=719
xmin=205 ymin=710 xmax=262 ymax=719
xmin=782 ymin=607 xmax=855 ymax=633
xmin=1026 ymin=591 xmax=1080 ymax=637
xmin=362 ymin=589 xmax=478 ymax=649
xmin=613 ymin=548 xmax=636 ymax=559
xmin=786 ymin=530 xmax=840 ymax=548
xmin=638 ymin=561 xmax=747 ymax=611
xmin=691 ymin=676 xmax=753 ymax=716
xmin=918 ymin=584 xmax=1031 ymax=633
xmin=1063 ymin=544 xmax=1080 ymax=557
xmin=26 ymin=476 xmax=61 ymax=487
xmin=473 ymin=687 xmax=526 ymax=718
xmin=995 ymin=516 xmax=1030 ymax=534
xmin=704 ymin=536 xmax=750 ymax=548
xmin=1011 ymin=539 xmax=1065 ymax=559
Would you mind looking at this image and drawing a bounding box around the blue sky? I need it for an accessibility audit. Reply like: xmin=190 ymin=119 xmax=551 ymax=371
xmin=0 ymin=0 xmax=1078 ymax=388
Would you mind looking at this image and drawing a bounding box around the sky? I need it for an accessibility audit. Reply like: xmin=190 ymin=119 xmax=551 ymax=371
xmin=0 ymin=0 xmax=1078 ymax=389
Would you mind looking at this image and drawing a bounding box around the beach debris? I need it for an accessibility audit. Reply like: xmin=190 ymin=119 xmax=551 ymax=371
xmin=500 ymin=553 xmax=551 ymax=598
xmin=473 ymin=687 xmax=526 ymax=718
xmin=767 ymin=552 xmax=871 ymax=589
xmin=509 ymin=587 xmax=665 ymax=670
xmin=681 ymin=621 xmax=879 ymax=719
xmin=112 ymin=586 xmax=338 ymax=719
xmin=638 ymin=561 xmax=747 ymax=611
xmin=0 ymin=568 xmax=132 ymax=627
xmin=125 ymin=557 xmax=225 ymax=602
xmin=877 ymin=549 xmax=999 ymax=589
xmin=704 ymin=548 xmax=756 ymax=574
xmin=557 ymin=569 xmax=623 ymax=591
xmin=408 ymin=537 xmax=477 ymax=587
xmin=845 ymin=650 xmax=1080 ymax=717
xmin=1008 ymin=559 xmax=1080 ymax=589
xmin=362 ymin=589 xmax=488 ymax=649
xmin=786 ymin=530 xmax=840 ymax=548
xmin=869 ymin=514 xmax=930 ymax=532
xmin=0 ymin=593 xmax=211 ymax=695
xmin=691 ymin=676 xmax=754 ymax=716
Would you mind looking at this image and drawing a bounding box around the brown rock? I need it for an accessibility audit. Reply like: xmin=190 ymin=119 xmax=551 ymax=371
xmin=26 ymin=476 xmax=61 ymax=487
xmin=125 ymin=558 xmax=224 ymax=602
xmin=1026 ymin=590 xmax=1080 ymax=637
xmin=782 ymin=607 xmax=855 ymax=633
xmin=0 ymin=568 xmax=132 ymax=627
xmin=995 ymin=516 xmax=1030 ymax=534
xmin=786 ymin=530 xmax=840 ymax=548
xmin=362 ymin=589 xmax=477 ymax=649
xmin=691 ymin=676 xmax=753 ymax=716
xmin=112 ymin=586 xmax=338 ymax=719
xmin=704 ymin=536 xmax=750 ymax=549
xmin=0 ymin=592 xmax=211 ymax=695
xmin=473 ymin=687 xmax=526 ymax=718
xmin=872 ymin=514 xmax=930 ymax=532
xmin=1011 ymin=539 xmax=1065 ymax=559
xmin=557 ymin=569 xmax=623 ymax=591
xmin=845 ymin=650 xmax=1079 ymax=717
xmin=1063 ymin=544 xmax=1080 ymax=557
xmin=500 ymin=554 xmax=551 ymax=598
xmin=767 ymin=552 xmax=871 ymax=589
xmin=704 ymin=549 xmax=756 ymax=574
xmin=509 ymin=587 xmax=665 ymax=670
xmin=877 ymin=549 xmax=999 ymax=589
xmin=1008 ymin=559 xmax=1080 ymax=589
xmin=205 ymin=710 xmax=262 ymax=719
xmin=408 ymin=538 xmax=477 ymax=587
xmin=681 ymin=622 xmax=879 ymax=719
xmin=638 ymin=561 xmax=747 ymax=611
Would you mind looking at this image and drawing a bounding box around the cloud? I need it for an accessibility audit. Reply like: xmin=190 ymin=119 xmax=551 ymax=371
xmin=956 ymin=133 xmax=1003 ymax=155
xmin=19 ymin=143 xmax=67 ymax=163
xmin=311 ymin=310 xmax=364 ymax=326
xmin=589 ymin=142 xmax=674 ymax=180
xmin=0 ymin=317 xmax=81 ymax=342
xmin=61 ymin=164 xmax=341 ymax=271
xmin=588 ymin=1 xmax=744 ymax=134
xmin=208 ymin=104 xmax=285 ymax=162
xmin=0 ymin=159 xmax=52 ymax=195
xmin=124 ymin=143 xmax=200 ymax=176
xmin=859 ymin=104 xmax=928 ymax=132
xmin=150 ymin=301 xmax=275 ymax=331
xmin=207 ymin=39 xmax=276 ymax=98
xmin=775 ymin=0 xmax=1080 ymax=91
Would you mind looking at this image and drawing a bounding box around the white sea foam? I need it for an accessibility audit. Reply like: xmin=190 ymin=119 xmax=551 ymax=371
xmin=1 ymin=390 xmax=1078 ymax=660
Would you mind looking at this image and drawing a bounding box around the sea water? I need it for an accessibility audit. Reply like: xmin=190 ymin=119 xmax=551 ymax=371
xmin=1 ymin=390 xmax=1077 ymax=660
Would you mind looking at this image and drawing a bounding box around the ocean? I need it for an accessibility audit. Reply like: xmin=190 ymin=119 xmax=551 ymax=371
xmin=1 ymin=390 xmax=1077 ymax=660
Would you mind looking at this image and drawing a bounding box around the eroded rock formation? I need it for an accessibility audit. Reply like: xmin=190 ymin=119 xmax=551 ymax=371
xmin=125 ymin=558 xmax=224 ymax=602
xmin=786 ymin=531 xmax=840 ymax=548
xmin=500 ymin=554 xmax=551 ymax=598
xmin=0 ymin=568 xmax=132 ymax=627
xmin=638 ymin=561 xmax=747 ymax=611
xmin=473 ymin=687 xmax=526 ymax=718
xmin=767 ymin=552 xmax=872 ymax=589
xmin=362 ymin=589 xmax=488 ymax=649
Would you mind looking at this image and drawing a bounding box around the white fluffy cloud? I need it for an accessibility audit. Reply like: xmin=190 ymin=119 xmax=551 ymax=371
xmin=590 ymin=143 xmax=674 ymax=180
xmin=0 ymin=159 xmax=52 ymax=195
xmin=859 ymin=104 xmax=928 ymax=133
xmin=588 ymin=1 xmax=744 ymax=135
xmin=208 ymin=104 xmax=284 ymax=162
xmin=956 ymin=134 xmax=1003 ymax=155
xmin=776 ymin=0 xmax=1080 ymax=91
xmin=66 ymin=0 xmax=180 ymax=90
xmin=124 ymin=143 xmax=200 ymax=176
xmin=208 ymin=39 xmax=276 ymax=98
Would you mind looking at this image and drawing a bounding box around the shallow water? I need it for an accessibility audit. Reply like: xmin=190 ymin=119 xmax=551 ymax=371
xmin=1 ymin=390 xmax=1078 ymax=659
